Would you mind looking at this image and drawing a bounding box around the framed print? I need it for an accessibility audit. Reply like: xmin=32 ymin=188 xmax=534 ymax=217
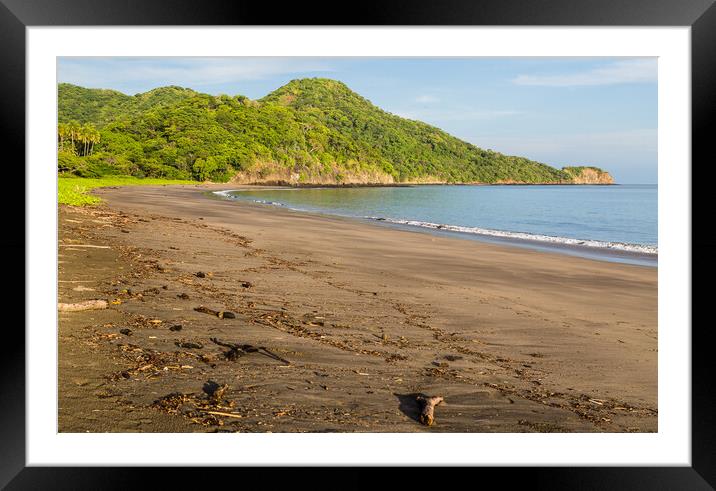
xmin=5 ymin=0 xmax=713 ymax=487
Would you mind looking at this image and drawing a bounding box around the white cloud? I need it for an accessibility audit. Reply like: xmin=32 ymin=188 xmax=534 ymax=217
xmin=58 ymin=57 xmax=335 ymax=93
xmin=512 ymin=59 xmax=657 ymax=87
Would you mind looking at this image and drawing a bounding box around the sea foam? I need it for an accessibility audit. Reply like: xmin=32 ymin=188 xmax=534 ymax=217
xmin=366 ymin=217 xmax=658 ymax=255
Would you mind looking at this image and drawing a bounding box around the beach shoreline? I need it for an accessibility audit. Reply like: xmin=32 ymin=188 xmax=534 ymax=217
xmin=223 ymin=181 xmax=617 ymax=187
xmin=212 ymin=186 xmax=657 ymax=266
xmin=207 ymin=186 xmax=659 ymax=267
xmin=58 ymin=184 xmax=657 ymax=432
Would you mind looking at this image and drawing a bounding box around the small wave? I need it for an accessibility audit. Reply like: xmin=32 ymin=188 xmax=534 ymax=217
xmin=212 ymin=189 xmax=239 ymax=198
xmin=254 ymin=199 xmax=284 ymax=206
xmin=367 ymin=217 xmax=658 ymax=255
xmin=212 ymin=191 xmax=285 ymax=207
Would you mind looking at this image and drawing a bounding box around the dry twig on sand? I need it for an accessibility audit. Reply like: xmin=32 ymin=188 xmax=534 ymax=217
xmin=198 ymin=410 xmax=243 ymax=419
xmin=210 ymin=337 xmax=291 ymax=365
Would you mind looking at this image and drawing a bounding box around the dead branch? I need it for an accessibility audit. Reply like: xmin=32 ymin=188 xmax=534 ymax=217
xmin=209 ymin=337 xmax=290 ymax=365
xmin=198 ymin=410 xmax=243 ymax=419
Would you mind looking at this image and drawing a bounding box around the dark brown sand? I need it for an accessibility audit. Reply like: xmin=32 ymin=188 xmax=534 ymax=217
xmin=58 ymin=184 xmax=657 ymax=432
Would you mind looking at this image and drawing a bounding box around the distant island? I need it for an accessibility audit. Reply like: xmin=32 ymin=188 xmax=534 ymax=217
xmin=58 ymin=78 xmax=613 ymax=185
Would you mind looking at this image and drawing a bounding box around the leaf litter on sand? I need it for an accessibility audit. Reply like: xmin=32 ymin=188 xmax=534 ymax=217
xmin=108 ymin=343 xmax=213 ymax=381
xmin=151 ymin=380 xmax=240 ymax=426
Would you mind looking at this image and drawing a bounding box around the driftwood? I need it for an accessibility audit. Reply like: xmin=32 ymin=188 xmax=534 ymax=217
xmin=210 ymin=338 xmax=291 ymax=365
xmin=194 ymin=306 xmax=236 ymax=319
xmin=194 ymin=305 xmax=220 ymax=316
xmin=58 ymin=299 xmax=108 ymax=312
xmin=199 ymin=410 xmax=243 ymax=419
xmin=58 ymin=244 xmax=110 ymax=249
xmin=417 ymin=395 xmax=444 ymax=426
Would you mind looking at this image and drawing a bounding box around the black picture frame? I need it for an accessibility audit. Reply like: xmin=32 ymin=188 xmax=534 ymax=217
xmin=4 ymin=0 xmax=712 ymax=487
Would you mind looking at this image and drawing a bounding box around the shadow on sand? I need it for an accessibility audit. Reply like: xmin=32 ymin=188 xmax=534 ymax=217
xmin=393 ymin=392 xmax=431 ymax=424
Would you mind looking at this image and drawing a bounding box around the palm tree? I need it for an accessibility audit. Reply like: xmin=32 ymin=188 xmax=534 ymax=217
xmin=77 ymin=125 xmax=84 ymax=156
xmin=68 ymin=121 xmax=81 ymax=155
xmin=81 ymin=124 xmax=91 ymax=156
xmin=57 ymin=123 xmax=69 ymax=152
xmin=88 ymin=127 xmax=100 ymax=155
xmin=59 ymin=122 xmax=101 ymax=156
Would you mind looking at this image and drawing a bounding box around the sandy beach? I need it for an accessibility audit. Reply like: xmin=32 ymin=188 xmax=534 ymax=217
xmin=58 ymin=184 xmax=657 ymax=432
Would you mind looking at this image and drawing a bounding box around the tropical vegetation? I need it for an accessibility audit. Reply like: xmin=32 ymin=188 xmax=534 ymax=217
xmin=58 ymin=78 xmax=612 ymax=185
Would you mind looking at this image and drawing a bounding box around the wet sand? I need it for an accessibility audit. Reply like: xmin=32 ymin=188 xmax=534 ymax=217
xmin=58 ymin=184 xmax=657 ymax=432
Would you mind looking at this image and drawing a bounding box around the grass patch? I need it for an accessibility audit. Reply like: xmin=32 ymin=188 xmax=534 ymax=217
xmin=58 ymin=176 xmax=195 ymax=206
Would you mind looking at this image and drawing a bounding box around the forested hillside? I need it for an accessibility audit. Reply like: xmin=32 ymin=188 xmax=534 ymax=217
xmin=57 ymin=79 xmax=613 ymax=184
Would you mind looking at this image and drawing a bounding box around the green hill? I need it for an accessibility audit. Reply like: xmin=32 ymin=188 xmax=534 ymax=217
xmin=57 ymin=78 xmax=613 ymax=184
xmin=58 ymin=83 xmax=199 ymax=127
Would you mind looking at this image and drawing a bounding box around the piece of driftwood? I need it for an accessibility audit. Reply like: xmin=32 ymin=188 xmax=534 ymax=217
xmin=194 ymin=306 xmax=237 ymax=319
xmin=210 ymin=337 xmax=291 ymax=365
xmin=58 ymin=244 xmax=110 ymax=249
xmin=194 ymin=305 xmax=220 ymax=316
xmin=417 ymin=395 xmax=444 ymax=426
xmin=199 ymin=409 xmax=243 ymax=419
xmin=58 ymin=299 xmax=108 ymax=312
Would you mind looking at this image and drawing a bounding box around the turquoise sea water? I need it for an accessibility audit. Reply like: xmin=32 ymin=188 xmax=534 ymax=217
xmin=215 ymin=185 xmax=657 ymax=265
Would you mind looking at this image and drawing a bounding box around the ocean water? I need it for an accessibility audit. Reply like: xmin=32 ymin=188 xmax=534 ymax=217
xmin=214 ymin=185 xmax=657 ymax=265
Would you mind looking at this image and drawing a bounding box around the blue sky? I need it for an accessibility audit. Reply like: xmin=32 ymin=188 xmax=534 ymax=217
xmin=58 ymin=57 xmax=657 ymax=183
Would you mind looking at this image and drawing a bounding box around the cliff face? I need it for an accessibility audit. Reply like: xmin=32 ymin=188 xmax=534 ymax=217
xmin=562 ymin=166 xmax=614 ymax=184
xmin=230 ymin=163 xmax=396 ymax=186
xmin=229 ymin=164 xmax=617 ymax=186
xmin=229 ymin=162 xmax=615 ymax=186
